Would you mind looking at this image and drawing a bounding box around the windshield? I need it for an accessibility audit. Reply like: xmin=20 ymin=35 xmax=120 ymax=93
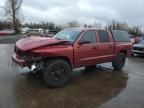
xmin=139 ymin=40 xmax=144 ymax=44
xmin=53 ymin=29 xmax=82 ymax=43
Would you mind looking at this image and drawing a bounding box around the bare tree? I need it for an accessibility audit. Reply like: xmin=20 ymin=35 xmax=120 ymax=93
xmin=4 ymin=0 xmax=23 ymax=33
xmin=83 ymin=24 xmax=88 ymax=28
xmin=105 ymin=20 xmax=129 ymax=31
xmin=92 ymin=22 xmax=102 ymax=28
xmin=68 ymin=21 xmax=80 ymax=28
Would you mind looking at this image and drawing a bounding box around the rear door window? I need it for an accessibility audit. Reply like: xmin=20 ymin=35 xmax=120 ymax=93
xmin=112 ymin=30 xmax=130 ymax=42
xmin=98 ymin=30 xmax=110 ymax=42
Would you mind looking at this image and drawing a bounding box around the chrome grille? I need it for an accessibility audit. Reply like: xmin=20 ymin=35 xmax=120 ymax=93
xmin=133 ymin=47 xmax=144 ymax=51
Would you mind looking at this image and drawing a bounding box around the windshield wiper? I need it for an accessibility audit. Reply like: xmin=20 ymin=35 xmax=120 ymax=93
xmin=54 ymin=37 xmax=61 ymax=40
xmin=55 ymin=37 xmax=72 ymax=43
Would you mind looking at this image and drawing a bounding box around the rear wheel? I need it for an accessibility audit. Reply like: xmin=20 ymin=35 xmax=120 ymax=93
xmin=43 ymin=59 xmax=71 ymax=88
xmin=112 ymin=53 xmax=126 ymax=70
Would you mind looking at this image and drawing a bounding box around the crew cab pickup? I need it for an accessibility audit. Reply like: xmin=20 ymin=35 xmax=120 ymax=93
xmin=12 ymin=28 xmax=132 ymax=87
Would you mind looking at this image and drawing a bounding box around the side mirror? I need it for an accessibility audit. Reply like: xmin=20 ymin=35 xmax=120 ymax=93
xmin=79 ymin=40 xmax=91 ymax=44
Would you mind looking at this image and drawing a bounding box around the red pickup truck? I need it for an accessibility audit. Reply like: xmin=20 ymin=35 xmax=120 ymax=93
xmin=12 ymin=28 xmax=132 ymax=87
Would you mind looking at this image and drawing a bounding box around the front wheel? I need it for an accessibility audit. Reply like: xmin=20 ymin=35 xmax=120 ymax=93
xmin=112 ymin=53 xmax=126 ymax=70
xmin=43 ymin=59 xmax=71 ymax=88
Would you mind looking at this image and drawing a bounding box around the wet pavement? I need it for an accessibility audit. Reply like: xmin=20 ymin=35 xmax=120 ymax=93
xmin=0 ymin=35 xmax=23 ymax=44
xmin=0 ymin=44 xmax=144 ymax=108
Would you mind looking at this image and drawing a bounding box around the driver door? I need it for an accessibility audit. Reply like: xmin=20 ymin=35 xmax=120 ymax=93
xmin=74 ymin=30 xmax=97 ymax=67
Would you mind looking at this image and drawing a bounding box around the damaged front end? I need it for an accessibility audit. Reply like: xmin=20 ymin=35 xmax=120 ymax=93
xmin=12 ymin=37 xmax=72 ymax=74
xmin=12 ymin=46 xmax=44 ymax=73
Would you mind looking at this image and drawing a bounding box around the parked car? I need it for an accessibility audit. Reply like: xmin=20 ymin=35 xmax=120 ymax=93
xmin=133 ymin=40 xmax=144 ymax=56
xmin=45 ymin=30 xmax=58 ymax=38
xmin=27 ymin=29 xmax=44 ymax=34
xmin=130 ymin=35 xmax=135 ymax=44
xmin=12 ymin=28 xmax=132 ymax=87
xmin=130 ymin=36 xmax=141 ymax=45
xmin=47 ymin=32 xmax=55 ymax=37
xmin=25 ymin=29 xmax=45 ymax=37
xmin=21 ymin=27 xmax=30 ymax=34
xmin=0 ymin=29 xmax=15 ymax=35
xmin=140 ymin=36 xmax=144 ymax=41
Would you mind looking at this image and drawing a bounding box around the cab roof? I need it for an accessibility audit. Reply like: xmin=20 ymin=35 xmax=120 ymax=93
xmin=65 ymin=28 xmax=108 ymax=31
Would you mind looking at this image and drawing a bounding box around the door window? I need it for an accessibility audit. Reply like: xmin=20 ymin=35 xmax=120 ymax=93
xmin=98 ymin=30 xmax=110 ymax=42
xmin=80 ymin=31 xmax=96 ymax=43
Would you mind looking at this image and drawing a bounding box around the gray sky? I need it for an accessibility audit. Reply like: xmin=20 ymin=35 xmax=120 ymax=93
xmin=0 ymin=0 xmax=144 ymax=27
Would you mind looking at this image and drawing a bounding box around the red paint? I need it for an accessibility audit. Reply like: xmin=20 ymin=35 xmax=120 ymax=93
xmin=12 ymin=53 xmax=26 ymax=66
xmin=0 ymin=31 xmax=10 ymax=35
xmin=12 ymin=28 xmax=132 ymax=68
xmin=16 ymin=37 xmax=67 ymax=51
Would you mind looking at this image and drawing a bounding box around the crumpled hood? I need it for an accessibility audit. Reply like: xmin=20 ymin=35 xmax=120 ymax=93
xmin=16 ymin=37 xmax=65 ymax=51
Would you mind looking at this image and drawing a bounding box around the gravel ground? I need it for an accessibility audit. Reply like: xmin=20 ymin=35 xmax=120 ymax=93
xmin=0 ymin=34 xmax=23 ymax=44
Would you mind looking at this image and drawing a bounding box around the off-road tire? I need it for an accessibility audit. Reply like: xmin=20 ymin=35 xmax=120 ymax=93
xmin=43 ymin=59 xmax=71 ymax=88
xmin=112 ymin=53 xmax=126 ymax=70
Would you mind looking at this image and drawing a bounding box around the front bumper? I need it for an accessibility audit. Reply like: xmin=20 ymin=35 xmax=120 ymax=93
xmin=132 ymin=50 xmax=144 ymax=55
xmin=12 ymin=53 xmax=26 ymax=67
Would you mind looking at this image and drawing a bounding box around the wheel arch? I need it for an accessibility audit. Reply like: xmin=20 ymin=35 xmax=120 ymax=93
xmin=119 ymin=50 xmax=127 ymax=55
xmin=44 ymin=56 xmax=73 ymax=68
